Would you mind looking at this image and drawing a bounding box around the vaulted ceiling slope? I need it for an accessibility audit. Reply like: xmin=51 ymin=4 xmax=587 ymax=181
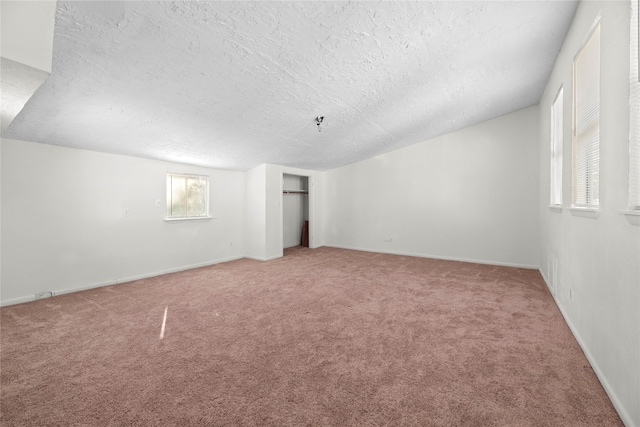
xmin=5 ymin=1 xmax=578 ymax=171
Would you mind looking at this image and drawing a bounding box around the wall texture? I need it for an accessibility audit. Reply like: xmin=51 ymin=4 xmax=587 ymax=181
xmin=322 ymin=106 xmax=540 ymax=268
xmin=1 ymin=138 xmax=246 ymax=306
xmin=537 ymin=1 xmax=640 ymax=425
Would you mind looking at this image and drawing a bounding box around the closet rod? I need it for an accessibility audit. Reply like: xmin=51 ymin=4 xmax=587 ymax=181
xmin=282 ymin=190 xmax=308 ymax=194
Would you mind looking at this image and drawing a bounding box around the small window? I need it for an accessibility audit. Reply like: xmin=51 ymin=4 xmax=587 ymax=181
xmin=629 ymin=0 xmax=640 ymax=209
xmin=550 ymin=86 xmax=564 ymax=206
xmin=572 ymin=22 xmax=600 ymax=208
xmin=166 ymin=173 xmax=210 ymax=219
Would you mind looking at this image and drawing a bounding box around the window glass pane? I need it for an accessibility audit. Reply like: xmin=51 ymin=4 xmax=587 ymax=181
xmin=186 ymin=177 xmax=206 ymax=216
xmin=170 ymin=175 xmax=187 ymax=217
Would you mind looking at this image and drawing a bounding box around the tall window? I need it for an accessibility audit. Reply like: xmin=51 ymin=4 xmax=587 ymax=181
xmin=572 ymin=22 xmax=601 ymax=208
xmin=550 ymin=87 xmax=564 ymax=206
xmin=166 ymin=173 xmax=210 ymax=219
xmin=630 ymin=0 xmax=640 ymax=209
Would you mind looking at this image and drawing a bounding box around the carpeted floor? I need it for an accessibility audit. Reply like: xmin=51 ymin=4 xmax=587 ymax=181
xmin=0 ymin=246 xmax=622 ymax=426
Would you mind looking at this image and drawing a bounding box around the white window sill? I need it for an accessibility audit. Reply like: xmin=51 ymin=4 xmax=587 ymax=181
xmin=548 ymin=205 xmax=563 ymax=212
xmin=164 ymin=216 xmax=213 ymax=222
xmin=569 ymin=207 xmax=600 ymax=219
xmin=619 ymin=210 xmax=640 ymax=226
xmin=618 ymin=209 xmax=640 ymax=216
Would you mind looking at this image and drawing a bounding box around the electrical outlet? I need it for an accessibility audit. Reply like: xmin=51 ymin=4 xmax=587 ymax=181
xmin=384 ymin=237 xmax=393 ymax=242
xmin=229 ymin=241 xmax=233 ymax=247
xmin=123 ymin=208 xmax=130 ymax=217
xmin=155 ymin=199 xmax=161 ymax=207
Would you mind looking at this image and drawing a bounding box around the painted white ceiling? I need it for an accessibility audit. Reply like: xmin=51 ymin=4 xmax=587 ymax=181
xmin=4 ymin=1 xmax=578 ymax=171
xmin=0 ymin=58 xmax=49 ymax=134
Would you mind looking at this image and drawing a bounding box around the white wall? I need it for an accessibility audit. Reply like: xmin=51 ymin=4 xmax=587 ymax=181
xmin=1 ymin=138 xmax=245 ymax=306
xmin=1 ymin=0 xmax=56 ymax=73
xmin=0 ymin=150 xmax=322 ymax=303
xmin=538 ymin=2 xmax=640 ymax=426
xmin=323 ymin=106 xmax=540 ymax=268
xmin=244 ymin=164 xmax=267 ymax=260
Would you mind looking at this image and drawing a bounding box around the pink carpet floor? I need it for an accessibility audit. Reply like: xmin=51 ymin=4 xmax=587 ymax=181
xmin=1 ymin=247 xmax=622 ymax=426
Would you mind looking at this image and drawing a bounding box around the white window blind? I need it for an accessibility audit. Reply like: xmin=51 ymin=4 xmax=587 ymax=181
xmin=550 ymin=87 xmax=564 ymax=206
xmin=630 ymin=0 xmax=640 ymax=209
xmin=572 ymin=23 xmax=601 ymax=208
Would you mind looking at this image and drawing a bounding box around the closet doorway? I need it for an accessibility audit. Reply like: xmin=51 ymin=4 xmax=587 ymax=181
xmin=282 ymin=174 xmax=309 ymax=250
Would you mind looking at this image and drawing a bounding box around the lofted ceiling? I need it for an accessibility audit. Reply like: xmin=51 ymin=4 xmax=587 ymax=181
xmin=4 ymin=1 xmax=578 ymax=171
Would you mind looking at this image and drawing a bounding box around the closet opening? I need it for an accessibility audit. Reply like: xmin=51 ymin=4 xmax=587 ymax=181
xmin=282 ymin=174 xmax=309 ymax=251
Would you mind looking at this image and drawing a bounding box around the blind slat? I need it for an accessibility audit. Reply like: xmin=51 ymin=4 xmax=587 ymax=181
xmin=572 ymin=23 xmax=600 ymax=208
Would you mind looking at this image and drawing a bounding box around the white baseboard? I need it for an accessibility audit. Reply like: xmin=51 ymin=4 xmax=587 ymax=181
xmin=0 ymin=255 xmax=244 ymax=307
xmin=539 ymin=270 xmax=634 ymax=427
xmin=324 ymin=244 xmax=538 ymax=270
xmin=539 ymin=269 xmax=553 ymax=295
xmin=0 ymin=294 xmax=36 ymax=307
xmin=244 ymin=254 xmax=282 ymax=262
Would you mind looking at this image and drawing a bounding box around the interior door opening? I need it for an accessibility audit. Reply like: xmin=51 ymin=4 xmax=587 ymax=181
xmin=282 ymin=174 xmax=309 ymax=251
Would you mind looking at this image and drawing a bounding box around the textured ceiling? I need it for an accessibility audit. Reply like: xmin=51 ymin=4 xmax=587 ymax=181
xmin=5 ymin=1 xmax=578 ymax=171
xmin=0 ymin=58 xmax=49 ymax=134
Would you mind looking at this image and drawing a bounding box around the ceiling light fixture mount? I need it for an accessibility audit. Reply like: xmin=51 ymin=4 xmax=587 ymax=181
xmin=315 ymin=116 xmax=324 ymax=132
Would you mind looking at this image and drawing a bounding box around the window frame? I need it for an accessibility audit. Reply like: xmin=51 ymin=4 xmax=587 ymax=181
xmin=550 ymin=86 xmax=564 ymax=207
xmin=165 ymin=173 xmax=211 ymax=221
xmin=629 ymin=0 xmax=640 ymax=210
